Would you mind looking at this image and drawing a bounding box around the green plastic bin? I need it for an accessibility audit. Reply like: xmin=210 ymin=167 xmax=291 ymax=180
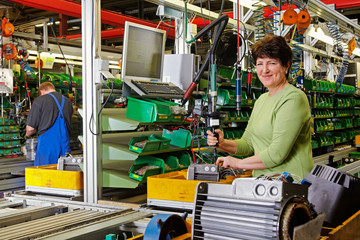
xmin=148 ymin=134 xmax=171 ymax=150
xmin=162 ymin=128 xmax=192 ymax=148
xmin=164 ymin=156 xmax=179 ymax=172
xmin=178 ymin=152 xmax=192 ymax=170
xmin=128 ymin=135 xmax=161 ymax=153
xmin=126 ymin=97 xmax=172 ymax=122
xmin=129 ymin=156 xmax=165 ymax=181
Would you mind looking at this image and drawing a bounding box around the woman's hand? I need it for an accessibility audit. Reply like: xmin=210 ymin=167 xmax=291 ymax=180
xmin=206 ymin=129 xmax=224 ymax=146
xmin=216 ymin=156 xmax=239 ymax=168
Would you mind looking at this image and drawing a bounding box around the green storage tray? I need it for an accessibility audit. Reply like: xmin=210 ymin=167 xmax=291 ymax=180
xmin=151 ymin=98 xmax=184 ymax=122
xmin=164 ymin=156 xmax=179 ymax=172
xmin=178 ymin=152 xmax=192 ymax=170
xmin=126 ymin=97 xmax=172 ymax=122
xmin=148 ymin=134 xmax=171 ymax=150
xmin=129 ymin=156 xmax=165 ymax=181
xmin=162 ymin=128 xmax=192 ymax=148
xmin=128 ymin=135 xmax=161 ymax=153
xmin=0 ymin=133 xmax=20 ymax=140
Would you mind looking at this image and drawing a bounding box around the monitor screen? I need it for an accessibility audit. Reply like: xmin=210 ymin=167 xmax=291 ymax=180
xmin=121 ymin=21 xmax=166 ymax=82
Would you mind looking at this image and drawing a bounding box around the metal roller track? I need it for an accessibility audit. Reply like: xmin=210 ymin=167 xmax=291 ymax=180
xmin=0 ymin=208 xmax=136 ymax=240
xmin=313 ymin=147 xmax=356 ymax=165
xmin=0 ymin=205 xmax=64 ymax=228
xmin=36 ymin=211 xmax=152 ymax=240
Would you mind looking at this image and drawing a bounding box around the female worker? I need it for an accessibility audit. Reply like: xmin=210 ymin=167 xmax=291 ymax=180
xmin=207 ymin=35 xmax=314 ymax=179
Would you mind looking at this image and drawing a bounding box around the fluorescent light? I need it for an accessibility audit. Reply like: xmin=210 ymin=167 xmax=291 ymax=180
xmin=305 ymin=26 xmax=335 ymax=46
xmin=28 ymin=50 xmax=82 ymax=61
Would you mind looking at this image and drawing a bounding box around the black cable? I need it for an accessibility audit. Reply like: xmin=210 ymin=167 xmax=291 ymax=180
xmin=219 ymin=0 xmax=225 ymax=16
xmin=48 ymin=18 xmax=73 ymax=93
xmin=88 ymin=1 xmax=98 ymax=136
xmin=200 ymin=0 xmax=206 ymax=27
xmin=165 ymin=18 xmax=172 ymax=42
xmin=89 ymin=79 xmax=114 ymax=135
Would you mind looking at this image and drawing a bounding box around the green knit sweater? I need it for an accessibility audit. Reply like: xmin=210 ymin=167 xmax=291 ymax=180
xmin=234 ymin=84 xmax=314 ymax=179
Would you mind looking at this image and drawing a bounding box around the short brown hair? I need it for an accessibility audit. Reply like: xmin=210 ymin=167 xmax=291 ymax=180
xmin=38 ymin=82 xmax=55 ymax=96
xmin=252 ymin=35 xmax=293 ymax=78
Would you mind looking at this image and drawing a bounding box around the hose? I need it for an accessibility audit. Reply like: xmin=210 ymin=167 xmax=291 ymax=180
xmin=252 ymin=0 xmax=266 ymax=41
xmin=266 ymin=2 xmax=280 ymax=34
xmin=327 ymin=22 xmax=349 ymax=86
xmin=326 ymin=22 xmax=343 ymax=56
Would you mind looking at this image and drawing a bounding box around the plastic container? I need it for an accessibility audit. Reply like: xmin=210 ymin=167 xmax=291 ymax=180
xmin=128 ymin=135 xmax=161 ymax=153
xmin=148 ymin=134 xmax=171 ymax=150
xmin=126 ymin=97 xmax=172 ymax=122
xmin=178 ymin=152 xmax=192 ymax=170
xmin=162 ymin=128 xmax=192 ymax=148
xmin=164 ymin=156 xmax=179 ymax=172
xmin=129 ymin=156 xmax=165 ymax=181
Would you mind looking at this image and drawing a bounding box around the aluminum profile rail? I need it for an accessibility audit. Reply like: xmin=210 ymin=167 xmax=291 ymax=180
xmin=294 ymin=0 xmax=360 ymax=36
xmin=145 ymin=0 xmax=256 ymax=31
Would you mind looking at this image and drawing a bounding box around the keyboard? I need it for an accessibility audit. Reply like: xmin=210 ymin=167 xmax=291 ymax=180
xmin=128 ymin=80 xmax=184 ymax=97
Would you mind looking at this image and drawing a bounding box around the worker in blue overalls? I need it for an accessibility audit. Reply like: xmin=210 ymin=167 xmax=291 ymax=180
xmin=26 ymin=82 xmax=73 ymax=166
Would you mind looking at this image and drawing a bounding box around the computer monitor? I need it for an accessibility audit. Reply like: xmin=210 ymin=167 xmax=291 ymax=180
xmin=121 ymin=21 xmax=166 ymax=82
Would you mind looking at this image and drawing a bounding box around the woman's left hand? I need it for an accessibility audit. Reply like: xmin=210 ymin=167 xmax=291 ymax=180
xmin=216 ymin=156 xmax=239 ymax=169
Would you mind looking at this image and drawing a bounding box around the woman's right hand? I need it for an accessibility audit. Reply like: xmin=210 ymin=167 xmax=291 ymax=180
xmin=206 ymin=129 xmax=224 ymax=146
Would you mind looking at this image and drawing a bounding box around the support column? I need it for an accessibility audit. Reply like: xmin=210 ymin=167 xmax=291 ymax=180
xmin=82 ymin=0 xmax=102 ymax=204
xmin=59 ymin=14 xmax=68 ymax=37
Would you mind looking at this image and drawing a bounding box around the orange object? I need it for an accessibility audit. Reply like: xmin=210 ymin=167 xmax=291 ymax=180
xmin=2 ymin=43 xmax=17 ymax=60
xmin=35 ymin=57 xmax=44 ymax=68
xmin=297 ymin=9 xmax=310 ymax=24
xmin=355 ymin=135 xmax=360 ymax=146
xmin=1 ymin=18 xmax=14 ymax=37
xmin=348 ymin=37 xmax=356 ymax=55
xmin=282 ymin=7 xmax=298 ymax=25
xmin=297 ymin=9 xmax=311 ymax=34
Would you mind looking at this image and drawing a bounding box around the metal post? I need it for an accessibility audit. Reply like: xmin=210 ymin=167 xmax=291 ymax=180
xmin=175 ymin=17 xmax=190 ymax=54
xmin=82 ymin=0 xmax=102 ymax=204
xmin=234 ymin=3 xmax=246 ymax=70
xmin=37 ymin=43 xmax=41 ymax=87
xmin=326 ymin=44 xmax=335 ymax=82
xmin=304 ymin=35 xmax=314 ymax=79
xmin=43 ymin=22 xmax=48 ymax=50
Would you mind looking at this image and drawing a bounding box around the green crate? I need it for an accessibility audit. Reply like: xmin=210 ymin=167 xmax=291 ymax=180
xmin=0 ymin=118 xmax=10 ymax=125
xmin=0 ymin=133 xmax=20 ymax=140
xmin=0 ymin=147 xmax=22 ymax=156
xmin=128 ymin=135 xmax=161 ymax=153
xmin=0 ymin=140 xmax=21 ymax=148
xmin=129 ymin=156 xmax=165 ymax=181
xmin=151 ymin=98 xmax=184 ymax=122
xmin=148 ymin=134 xmax=171 ymax=150
xmin=162 ymin=128 xmax=192 ymax=148
xmin=164 ymin=156 xmax=179 ymax=172
xmin=216 ymin=88 xmax=230 ymax=106
xmin=126 ymin=97 xmax=172 ymax=122
xmin=178 ymin=152 xmax=192 ymax=170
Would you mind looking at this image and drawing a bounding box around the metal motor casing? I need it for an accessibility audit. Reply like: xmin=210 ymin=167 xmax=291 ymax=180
xmin=192 ymin=178 xmax=312 ymax=240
